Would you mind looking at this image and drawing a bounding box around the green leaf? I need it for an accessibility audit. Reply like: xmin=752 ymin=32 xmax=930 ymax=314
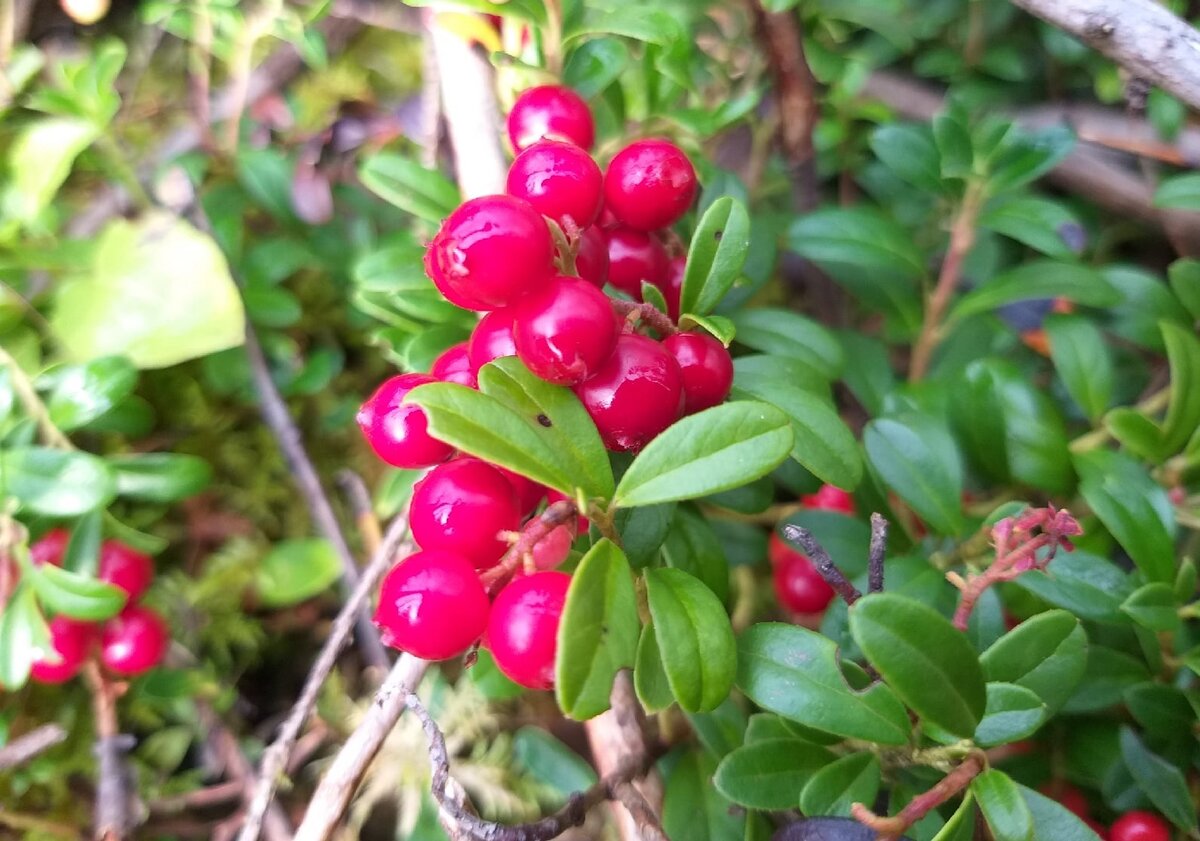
xmin=1013 ymin=551 xmax=1132 ymax=623
xmin=1045 ymin=315 xmax=1111 ymax=421
xmin=980 ymin=610 xmax=1087 ymax=715
xmin=948 ymin=261 xmax=1117 ymax=324
xmin=663 ymin=751 xmax=744 ymax=841
xmin=679 ymin=313 xmax=737 ymax=346
xmin=736 ymin=623 xmax=911 ymax=745
xmin=731 ymin=309 xmax=844 ymax=380
xmin=980 ymin=196 xmax=1085 ymax=260
xmin=612 ymin=402 xmax=793 ymax=508
xmin=933 ymin=793 xmax=977 ymax=841
xmin=986 ymin=125 xmax=1075 ymax=192
xmin=1063 ymin=646 xmax=1150 ymax=713
xmin=555 ymin=540 xmax=640 ymax=720
xmin=680 ymin=198 xmax=751 ymax=316
xmin=236 ymin=147 xmax=295 ymax=221
xmin=1018 ymin=785 xmax=1104 ymax=841
xmin=359 ymin=154 xmax=461 ymax=223
xmin=788 ymin=206 xmax=926 ymax=281
xmin=1 ymin=117 xmax=98 ymax=225
xmin=799 ymin=752 xmax=881 ymax=818
xmin=863 ymin=414 xmax=965 ymax=535
xmin=870 ymin=123 xmax=943 ymax=191
xmin=1104 ymin=407 xmax=1165 ymax=462
xmin=1119 ymin=727 xmax=1197 ymax=830
xmin=30 ymin=563 xmax=126 ymax=621
xmin=1 ymin=447 xmax=116 ymax=516
xmin=732 ymin=354 xmax=830 ymax=402
xmin=974 ymin=682 xmax=1047 ymax=747
xmin=1154 ymin=172 xmax=1200 ymax=210
xmin=51 ymin=212 xmax=245 ymax=368
xmin=713 ymin=739 xmax=834 ymax=810
xmin=512 ymin=727 xmax=598 ymax=799
xmin=934 ymin=112 xmax=974 ymax=178
xmin=1124 ymin=683 xmax=1194 ymax=737
xmin=563 ymin=38 xmax=629 ymax=98
xmin=255 ymin=539 xmax=342 ymax=608
xmin=660 ymin=506 xmax=730 ymax=605
xmin=39 ymin=356 xmax=137 ymax=431
xmin=644 ymin=568 xmax=736 ymax=713
xmin=634 ymin=623 xmax=673 ymax=712
xmin=0 ymin=585 xmax=49 ymax=689
xmin=1074 ymin=450 xmax=1176 ymax=584
xmin=109 ymin=453 xmax=212 ymax=502
xmin=1167 ymin=258 xmax=1200 ymax=319
xmin=1120 ymin=583 xmax=1180 ymax=633
xmin=972 ymin=770 xmax=1034 ymax=841
xmin=1160 ymin=320 xmax=1200 ymax=454
xmin=404 ymin=0 xmax=546 ymax=23
xmin=563 ymin=5 xmax=685 ymax=45
xmin=62 ymin=510 xmax=102 ymax=575
xmin=849 ymin=593 xmax=986 ymax=738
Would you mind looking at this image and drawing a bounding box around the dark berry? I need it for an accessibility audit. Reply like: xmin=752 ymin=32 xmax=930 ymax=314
xmin=101 ymin=605 xmax=169 ymax=676
xmin=29 ymin=528 xmax=69 ymax=567
xmin=487 ymin=571 xmax=570 ymax=689
xmin=511 ymin=276 xmax=620 ymax=385
xmin=97 ymin=540 xmax=154 ymax=601
xmin=373 ymin=550 xmax=489 ymax=660
xmin=357 ymin=373 xmax=454 ymax=469
xmin=604 ymin=139 xmax=697 ymax=231
xmin=31 ymin=617 xmax=95 ymax=684
xmin=425 ymin=195 xmax=554 ymax=311
xmin=769 ymin=533 xmax=835 ymax=614
xmin=1110 ymin=812 xmax=1169 ymax=841
xmin=507 ymin=140 xmax=603 ymax=230
xmin=430 ymin=342 xmax=477 ymax=388
xmin=575 ymin=225 xmax=610 ymax=288
xmin=606 ymin=227 xmax=668 ymax=298
xmin=468 ymin=309 xmax=518 ymax=376
xmin=411 ymin=458 xmax=521 ymax=568
xmin=573 ymin=334 xmax=684 ymax=452
xmin=507 ymin=85 xmax=595 ymax=151
xmin=662 ymin=331 xmax=733 ymax=414
xmin=801 ymin=484 xmax=856 ymax=516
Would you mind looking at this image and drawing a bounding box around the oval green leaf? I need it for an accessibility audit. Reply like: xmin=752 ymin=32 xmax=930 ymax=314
xmin=980 ymin=610 xmax=1087 ymax=715
xmin=974 ymin=682 xmax=1048 ymax=747
xmin=799 ymin=752 xmax=882 ymax=818
xmin=713 ymin=739 xmax=834 ymax=810
xmin=680 ymin=197 xmax=751 ymax=316
xmin=31 ymin=564 xmax=127 ymax=621
xmin=864 ymin=414 xmax=965 ymax=536
xmin=255 ymin=539 xmax=342 ymax=608
xmin=1 ymin=446 xmax=116 ymax=516
xmin=973 ymin=770 xmax=1034 ymax=841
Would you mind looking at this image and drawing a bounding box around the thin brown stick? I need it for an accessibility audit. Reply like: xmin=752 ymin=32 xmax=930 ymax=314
xmin=781 ymin=524 xmax=862 ymax=606
xmin=199 ymin=703 xmax=292 ymax=841
xmin=0 ymin=723 xmax=67 ymax=770
xmin=150 ymin=781 xmax=245 ymax=815
xmin=84 ymin=662 xmax=134 ymax=841
xmin=868 ymin=513 xmax=888 ymax=594
xmin=585 ymin=672 xmax=663 ymax=841
xmin=479 ymin=500 xmax=579 ymax=592
xmin=852 ymin=753 xmax=984 ymax=840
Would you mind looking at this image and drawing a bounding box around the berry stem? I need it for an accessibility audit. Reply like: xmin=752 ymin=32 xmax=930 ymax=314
xmin=852 ymin=753 xmax=985 ymax=840
xmin=479 ymin=499 xmax=579 ymax=593
xmin=611 ymin=299 xmax=679 ymax=336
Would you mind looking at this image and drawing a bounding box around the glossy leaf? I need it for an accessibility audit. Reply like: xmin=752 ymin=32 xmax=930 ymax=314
xmin=109 ymin=453 xmax=213 ymax=502
xmin=1018 ymin=785 xmax=1104 ymax=841
xmin=40 ymin=356 xmax=137 ymax=431
xmin=863 ymin=414 xmax=965 ymax=535
xmin=1154 ymin=172 xmax=1200 ymax=210
xmin=662 ymin=751 xmax=743 ymax=841
xmin=980 ymin=196 xmax=1085 ymax=260
xmin=255 ymin=539 xmax=342 ymax=608
xmin=731 ymin=309 xmax=844 ymax=380
xmin=1167 ymin=258 xmax=1200 ymax=319
xmin=512 ymin=727 xmax=598 ymax=799
xmin=1160 ymin=320 xmax=1200 ymax=454
xmin=680 ymin=197 xmax=751 ymax=316
xmin=1045 ymin=315 xmax=1111 ymax=421
xmin=714 ymin=739 xmax=834 ymax=810
xmin=1119 ymin=727 xmax=1197 ymax=830
xmin=980 ymin=611 xmax=1087 ymax=715
xmin=948 ymin=261 xmax=1116 ymax=323
xmin=972 ymin=770 xmax=1034 ymax=841
xmin=1120 ymin=583 xmax=1180 ymax=633
xmin=799 ymin=752 xmax=881 ymax=818
xmin=359 ymin=153 xmax=462 ymax=222
xmin=1013 ymin=551 xmax=1132 ymax=623
xmin=634 ymin=623 xmax=673 ymax=712
xmin=974 ymin=682 xmax=1047 ymax=747
xmin=1 ymin=117 xmax=98 ymax=225
xmin=788 ymin=206 xmax=926 ymax=281
xmin=0 ymin=585 xmax=49 ymax=689
xmin=1 ymin=446 xmax=116 ymax=516
xmin=562 ymin=37 xmax=630 ymax=98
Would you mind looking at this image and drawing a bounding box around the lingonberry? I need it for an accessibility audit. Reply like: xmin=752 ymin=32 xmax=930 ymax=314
xmin=487 ymin=571 xmax=570 ymax=689
xmin=1110 ymin=812 xmax=1170 ymax=841
xmin=411 ymin=458 xmax=521 ymax=568
xmin=604 ymin=139 xmax=697 ymax=231
xmin=507 ymin=85 xmax=595 ymax=152
xmin=424 ymin=195 xmax=554 ymax=311
xmin=530 ymin=524 xmax=574 ymax=572
xmin=511 ymin=276 xmax=620 ymax=385
xmin=801 ymin=484 xmax=856 ymax=515
xmin=373 ymin=550 xmax=489 ymax=660
xmin=606 ymin=227 xmax=668 ymax=298
xmin=430 ymin=342 xmax=477 ymax=388
xmin=31 ymin=617 xmax=95 ymax=684
xmin=467 ymin=309 xmax=518 ymax=376
xmin=662 ymin=331 xmax=733 ymax=414
xmin=769 ymin=533 xmax=835 ymax=614
xmin=1039 ymin=783 xmax=1090 ymax=819
xmin=573 ymin=333 xmax=684 ymax=452
xmin=29 ymin=528 xmax=69 ymax=567
xmin=493 ymin=464 xmax=547 ymax=514
xmin=575 ymin=225 xmax=610 ymax=288
xmin=507 ymin=140 xmax=603 ymax=230
xmin=357 ymin=374 xmax=454 ymax=468
xmin=659 ymin=255 xmax=685 ymax=321
xmin=100 ymin=605 xmax=169 ymax=676
xmin=97 ymin=540 xmax=154 ymax=601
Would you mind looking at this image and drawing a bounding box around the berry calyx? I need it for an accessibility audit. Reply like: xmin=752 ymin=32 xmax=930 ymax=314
xmin=97 ymin=540 xmax=154 ymax=601
xmin=606 ymin=227 xmax=668 ymax=298
xmin=511 ymin=276 xmax=620 ymax=385
xmin=801 ymin=484 xmax=856 ymax=516
xmin=411 ymin=458 xmax=521 ymax=568
xmin=573 ymin=333 xmax=684 ymax=452
xmin=769 ymin=533 xmax=835 ymax=614
xmin=506 ymin=140 xmax=603 ymax=230
xmin=430 ymin=342 xmax=477 ymax=388
xmin=604 ymin=139 xmax=697 ymax=231
xmin=487 ymin=571 xmax=570 ymax=689
xmin=425 ymin=195 xmax=555 ymax=311
xmin=1110 ymin=812 xmax=1170 ymax=841
xmin=467 ymin=309 xmax=519 ymax=376
xmin=373 ymin=550 xmax=489 ymax=660
xmin=29 ymin=528 xmax=69 ymax=567
xmin=662 ymin=331 xmax=733 ymax=414
xmin=31 ymin=617 xmax=95 ymax=684
xmin=357 ymin=374 xmax=455 ymax=469
xmin=507 ymin=85 xmax=595 ymax=152
xmin=100 ymin=605 xmax=169 ymax=676
xmin=575 ymin=225 xmax=610 ymax=288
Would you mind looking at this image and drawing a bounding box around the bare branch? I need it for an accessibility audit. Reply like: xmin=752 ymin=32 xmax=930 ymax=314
xmin=0 ymin=723 xmax=66 ymax=771
xmin=585 ymin=672 xmax=663 ymax=841
xmin=868 ymin=513 xmax=888 ymax=595
xmin=781 ymin=524 xmax=862 ymax=606
xmin=85 ymin=663 xmax=136 ymax=841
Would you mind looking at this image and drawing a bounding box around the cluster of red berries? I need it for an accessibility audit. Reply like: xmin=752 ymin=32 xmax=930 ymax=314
xmin=1047 ymin=784 xmax=1170 ymax=841
xmin=770 ymin=484 xmax=856 ymax=616
xmin=25 ymin=529 xmax=168 ymax=683
xmin=357 ymin=86 xmax=737 ymax=687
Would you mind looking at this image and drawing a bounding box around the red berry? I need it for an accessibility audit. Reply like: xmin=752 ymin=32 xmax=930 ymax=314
xmin=411 ymin=458 xmax=521 ymax=568
xmin=30 ymin=528 xmax=69 ymax=567
xmin=424 ymin=195 xmax=554 ymax=311
xmin=800 ymin=484 xmax=857 ymax=516
xmin=662 ymin=331 xmax=733 ymax=414
xmin=1110 ymin=812 xmax=1169 ymax=841
xmin=101 ymin=605 xmax=169 ymax=676
xmin=373 ymin=550 xmax=489 ymax=660
xmin=97 ymin=540 xmax=154 ymax=601
xmin=769 ymin=534 xmax=835 ymax=614
xmin=511 ymin=276 xmax=620 ymax=385
xmin=358 ymin=374 xmax=454 ymax=469
xmin=604 ymin=139 xmax=697 ymax=231
xmin=430 ymin=342 xmax=477 ymax=388
xmin=658 ymin=256 xmax=685 ymax=321
xmin=573 ymin=333 xmax=684 ymax=452
xmin=606 ymin=227 xmax=668 ymax=298
xmin=31 ymin=617 xmax=95 ymax=684
xmin=530 ymin=525 xmax=574 ymax=572
xmin=575 ymin=225 xmax=610 ymax=288
xmin=507 ymin=140 xmax=603 ymax=230
xmin=468 ymin=309 xmax=519 ymax=376
xmin=507 ymin=85 xmax=594 ymax=152
xmin=493 ymin=464 xmax=547 ymax=514
xmin=487 ymin=571 xmax=570 ymax=689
